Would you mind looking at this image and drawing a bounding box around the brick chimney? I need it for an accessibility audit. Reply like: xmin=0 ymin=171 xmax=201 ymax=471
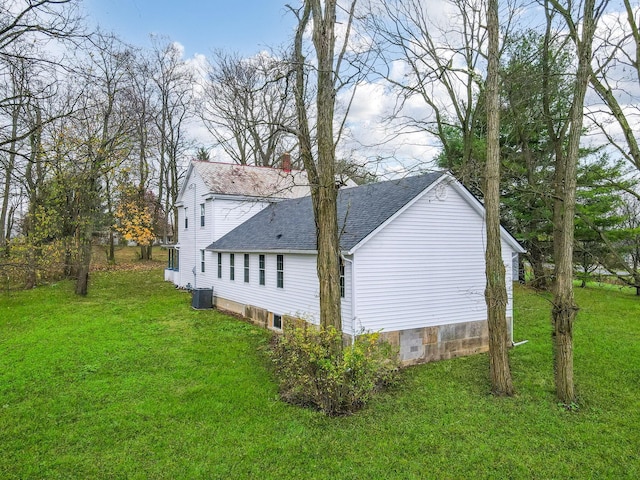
xmin=281 ymin=152 xmax=292 ymax=172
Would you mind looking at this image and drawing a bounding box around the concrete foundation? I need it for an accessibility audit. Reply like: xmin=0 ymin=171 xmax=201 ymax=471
xmin=214 ymin=295 xmax=509 ymax=365
xmin=379 ymin=318 xmax=511 ymax=365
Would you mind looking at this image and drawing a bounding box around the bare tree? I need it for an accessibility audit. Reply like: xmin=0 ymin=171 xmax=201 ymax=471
xmin=546 ymin=0 xmax=608 ymax=405
xmin=0 ymin=0 xmax=82 ymax=62
xmin=199 ymin=50 xmax=298 ymax=166
xmin=0 ymin=0 xmax=82 ymax=250
xmin=367 ymin=0 xmax=491 ymax=187
xmin=290 ymin=0 xmax=359 ymax=331
xmin=120 ymin=46 xmax=161 ymax=259
xmin=589 ymin=0 xmax=640 ymax=172
xmin=484 ymin=0 xmax=514 ymax=396
xmin=150 ymin=37 xmax=193 ymax=244
xmin=68 ymin=33 xmax=135 ymax=294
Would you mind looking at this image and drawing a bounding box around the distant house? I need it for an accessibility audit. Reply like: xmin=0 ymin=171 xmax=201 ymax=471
xmin=167 ymin=161 xmax=525 ymax=365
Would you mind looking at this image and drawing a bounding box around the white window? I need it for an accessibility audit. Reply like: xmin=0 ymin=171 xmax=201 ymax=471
xmin=230 ymin=253 xmax=235 ymax=281
xmin=259 ymin=254 xmax=265 ymax=285
xmin=276 ymin=255 xmax=284 ymax=288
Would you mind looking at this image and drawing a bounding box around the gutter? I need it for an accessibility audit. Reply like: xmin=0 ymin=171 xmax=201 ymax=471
xmin=205 ymin=248 xmax=318 ymax=255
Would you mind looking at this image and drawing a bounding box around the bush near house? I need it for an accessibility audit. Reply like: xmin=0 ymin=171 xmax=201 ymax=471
xmin=270 ymin=326 xmax=400 ymax=415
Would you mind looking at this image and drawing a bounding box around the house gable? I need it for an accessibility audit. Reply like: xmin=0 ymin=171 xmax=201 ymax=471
xmin=349 ymin=174 xmax=525 ymax=255
xmin=352 ymin=178 xmax=519 ymax=334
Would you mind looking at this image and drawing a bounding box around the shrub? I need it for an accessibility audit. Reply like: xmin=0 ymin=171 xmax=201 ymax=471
xmin=269 ymin=325 xmax=400 ymax=416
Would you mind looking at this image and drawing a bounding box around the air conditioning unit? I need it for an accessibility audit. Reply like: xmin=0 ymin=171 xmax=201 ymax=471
xmin=191 ymin=288 xmax=213 ymax=310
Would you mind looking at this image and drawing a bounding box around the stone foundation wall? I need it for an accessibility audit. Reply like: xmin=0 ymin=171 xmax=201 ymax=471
xmin=379 ymin=318 xmax=511 ymax=365
xmin=214 ymin=297 xmax=245 ymax=316
xmin=215 ymin=295 xmax=509 ymax=365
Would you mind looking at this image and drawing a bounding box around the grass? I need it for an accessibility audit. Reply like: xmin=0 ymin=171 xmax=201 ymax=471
xmin=1 ymin=271 xmax=639 ymax=479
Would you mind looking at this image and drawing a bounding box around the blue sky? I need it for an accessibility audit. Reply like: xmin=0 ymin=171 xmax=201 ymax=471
xmin=83 ymin=0 xmax=297 ymax=57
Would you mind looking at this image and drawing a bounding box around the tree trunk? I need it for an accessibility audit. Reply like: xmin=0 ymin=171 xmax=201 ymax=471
xmin=24 ymin=248 xmax=37 ymax=290
xmin=108 ymin=230 xmax=115 ymax=264
xmin=313 ymin=183 xmax=341 ymax=331
xmin=75 ymin=238 xmax=92 ymax=296
xmin=484 ymin=0 xmax=514 ymax=396
xmin=528 ymin=248 xmax=548 ymax=290
xmin=140 ymin=244 xmax=152 ymax=260
xmin=292 ymin=0 xmax=344 ymax=333
xmin=0 ymin=101 xmax=20 ymax=251
xmin=548 ymin=0 xmax=598 ymax=406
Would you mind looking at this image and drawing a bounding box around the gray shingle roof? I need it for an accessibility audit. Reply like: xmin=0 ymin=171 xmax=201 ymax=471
xmin=192 ymin=161 xmax=311 ymax=199
xmin=207 ymin=171 xmax=445 ymax=253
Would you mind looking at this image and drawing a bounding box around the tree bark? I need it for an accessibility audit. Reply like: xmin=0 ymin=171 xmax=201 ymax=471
xmin=75 ymin=238 xmax=92 ymax=296
xmin=292 ymin=0 xmax=345 ymax=332
xmin=548 ymin=0 xmax=600 ymax=405
xmin=528 ymin=248 xmax=548 ymax=290
xmin=140 ymin=244 xmax=152 ymax=260
xmin=484 ymin=0 xmax=514 ymax=396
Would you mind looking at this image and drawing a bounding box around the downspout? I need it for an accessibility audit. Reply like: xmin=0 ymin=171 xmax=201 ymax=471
xmin=341 ymin=254 xmax=357 ymax=343
xmin=188 ymin=183 xmax=196 ymax=288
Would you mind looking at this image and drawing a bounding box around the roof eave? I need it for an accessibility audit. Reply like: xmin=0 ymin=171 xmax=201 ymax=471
xmin=205 ymin=247 xmax=318 ymax=255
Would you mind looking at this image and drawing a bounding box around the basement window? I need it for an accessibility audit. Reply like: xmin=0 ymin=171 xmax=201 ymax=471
xmin=273 ymin=314 xmax=282 ymax=330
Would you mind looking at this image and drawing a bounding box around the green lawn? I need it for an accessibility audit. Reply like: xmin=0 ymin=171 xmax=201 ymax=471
xmin=1 ymin=270 xmax=639 ymax=479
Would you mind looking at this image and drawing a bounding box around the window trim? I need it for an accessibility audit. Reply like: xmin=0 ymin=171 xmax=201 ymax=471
xmin=276 ymin=254 xmax=284 ymax=289
xmin=259 ymin=254 xmax=265 ymax=286
xmin=244 ymin=254 xmax=250 ymax=283
xmin=230 ymin=253 xmax=235 ymax=281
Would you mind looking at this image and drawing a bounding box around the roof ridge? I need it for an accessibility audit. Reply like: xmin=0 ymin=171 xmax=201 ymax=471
xmin=192 ymin=160 xmax=304 ymax=173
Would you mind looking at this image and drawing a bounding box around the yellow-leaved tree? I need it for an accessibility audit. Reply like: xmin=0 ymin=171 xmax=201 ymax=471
xmin=114 ymin=187 xmax=158 ymax=260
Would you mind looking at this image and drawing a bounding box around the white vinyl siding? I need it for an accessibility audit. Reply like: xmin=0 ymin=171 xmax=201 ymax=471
xmin=212 ymin=253 xmax=352 ymax=325
xmin=214 ymin=199 xmax=271 ymax=241
xmin=173 ymin=167 xmax=271 ymax=289
xmin=353 ymin=182 xmax=516 ymax=334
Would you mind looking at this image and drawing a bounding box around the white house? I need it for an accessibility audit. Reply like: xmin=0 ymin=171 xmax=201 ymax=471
xmin=165 ymin=159 xmax=311 ymax=289
xmin=167 ymin=162 xmax=525 ymax=364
